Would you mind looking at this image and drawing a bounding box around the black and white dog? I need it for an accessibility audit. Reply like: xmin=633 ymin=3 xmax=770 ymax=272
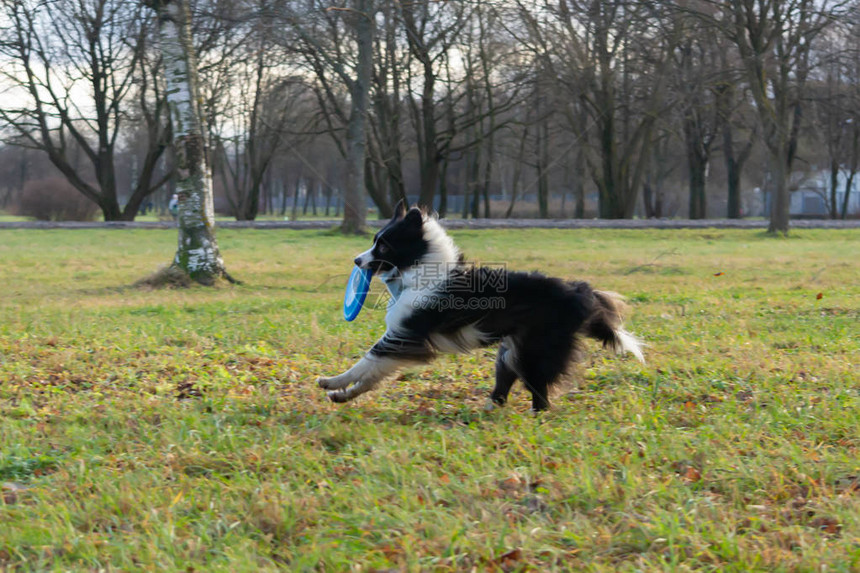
xmin=318 ymin=202 xmax=644 ymax=411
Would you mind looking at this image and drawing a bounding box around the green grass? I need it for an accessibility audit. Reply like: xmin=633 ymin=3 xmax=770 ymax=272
xmin=0 ymin=228 xmax=858 ymax=572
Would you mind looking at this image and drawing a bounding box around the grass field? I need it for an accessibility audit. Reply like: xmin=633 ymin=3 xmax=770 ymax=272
xmin=0 ymin=227 xmax=858 ymax=572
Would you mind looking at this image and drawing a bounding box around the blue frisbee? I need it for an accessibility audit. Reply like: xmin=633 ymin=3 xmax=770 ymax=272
xmin=344 ymin=266 xmax=373 ymax=321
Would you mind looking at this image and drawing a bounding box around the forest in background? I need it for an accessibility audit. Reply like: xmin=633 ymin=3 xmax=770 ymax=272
xmin=1 ymin=0 xmax=859 ymax=231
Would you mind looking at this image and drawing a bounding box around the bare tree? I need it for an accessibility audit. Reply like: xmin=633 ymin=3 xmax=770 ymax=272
xmin=213 ymin=56 xmax=304 ymax=221
xmin=399 ymin=0 xmax=470 ymax=210
xmin=514 ymin=0 xmax=678 ymax=218
xmin=673 ymin=15 xmax=721 ymax=219
xmin=144 ymin=0 xmax=234 ymax=284
xmin=642 ymin=124 xmax=680 ymax=218
xmin=274 ymin=0 xmax=375 ymax=233
xmin=366 ymin=0 xmax=408 ymax=217
xmin=707 ymin=0 xmax=850 ymax=233
xmin=0 ymin=0 xmax=171 ymax=221
xmin=715 ymin=60 xmax=757 ymax=219
xmin=811 ymin=16 xmax=860 ymax=219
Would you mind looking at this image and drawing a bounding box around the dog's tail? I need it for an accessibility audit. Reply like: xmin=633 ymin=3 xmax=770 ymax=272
xmin=583 ymin=291 xmax=645 ymax=363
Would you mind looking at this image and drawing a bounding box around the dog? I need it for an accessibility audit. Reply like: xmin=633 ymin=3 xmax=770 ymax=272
xmin=317 ymin=201 xmax=644 ymax=411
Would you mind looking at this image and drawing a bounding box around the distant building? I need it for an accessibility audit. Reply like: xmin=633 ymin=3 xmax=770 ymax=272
xmin=791 ymin=170 xmax=860 ymax=217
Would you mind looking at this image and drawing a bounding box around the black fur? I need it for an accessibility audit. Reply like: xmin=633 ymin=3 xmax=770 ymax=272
xmin=372 ymin=268 xmax=599 ymax=410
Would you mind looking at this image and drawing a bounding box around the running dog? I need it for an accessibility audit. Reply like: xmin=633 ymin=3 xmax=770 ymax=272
xmin=318 ymin=202 xmax=644 ymax=411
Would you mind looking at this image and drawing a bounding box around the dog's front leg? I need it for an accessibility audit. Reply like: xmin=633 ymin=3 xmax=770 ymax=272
xmin=317 ymin=333 xmax=433 ymax=403
xmin=318 ymin=354 xmax=404 ymax=403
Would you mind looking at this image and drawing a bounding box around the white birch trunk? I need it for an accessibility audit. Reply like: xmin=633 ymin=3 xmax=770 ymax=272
xmin=148 ymin=0 xmax=232 ymax=284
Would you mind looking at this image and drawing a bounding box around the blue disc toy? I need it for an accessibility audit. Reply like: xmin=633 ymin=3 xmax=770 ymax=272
xmin=343 ymin=266 xmax=373 ymax=321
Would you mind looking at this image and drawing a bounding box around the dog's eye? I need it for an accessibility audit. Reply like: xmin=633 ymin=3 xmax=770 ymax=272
xmin=378 ymin=244 xmax=390 ymax=255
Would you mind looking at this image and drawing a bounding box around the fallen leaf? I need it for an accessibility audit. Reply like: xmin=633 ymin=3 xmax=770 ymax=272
xmin=683 ymin=466 xmax=702 ymax=482
xmin=671 ymin=462 xmax=702 ymax=483
xmin=713 ymin=272 xmax=724 ymax=276
xmin=439 ymin=474 xmax=451 ymax=485
xmin=809 ymin=516 xmax=841 ymax=535
xmin=500 ymin=475 xmax=523 ymax=491
xmin=498 ymin=548 xmax=522 ymax=566
xmin=816 ymin=292 xmax=823 ymax=300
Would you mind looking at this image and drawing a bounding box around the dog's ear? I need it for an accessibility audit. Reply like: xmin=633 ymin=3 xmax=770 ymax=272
xmin=392 ymin=199 xmax=407 ymax=220
xmin=404 ymin=206 xmax=423 ymax=226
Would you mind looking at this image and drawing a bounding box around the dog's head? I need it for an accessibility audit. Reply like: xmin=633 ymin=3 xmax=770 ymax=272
xmin=354 ymin=200 xmax=459 ymax=275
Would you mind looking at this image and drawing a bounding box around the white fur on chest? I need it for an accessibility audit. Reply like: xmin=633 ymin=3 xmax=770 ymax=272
xmin=384 ymin=267 xmax=438 ymax=331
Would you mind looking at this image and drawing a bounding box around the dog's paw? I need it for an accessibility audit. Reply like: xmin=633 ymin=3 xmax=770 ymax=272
xmin=317 ymin=376 xmax=333 ymax=389
xmin=327 ymin=390 xmax=350 ymax=403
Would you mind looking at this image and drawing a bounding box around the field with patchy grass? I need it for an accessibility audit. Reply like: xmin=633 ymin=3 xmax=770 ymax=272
xmin=0 ymin=227 xmax=858 ymax=571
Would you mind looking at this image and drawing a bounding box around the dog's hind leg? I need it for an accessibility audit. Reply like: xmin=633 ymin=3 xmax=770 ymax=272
xmin=517 ymin=331 xmax=577 ymax=412
xmin=521 ymin=373 xmax=551 ymax=412
xmin=489 ymin=342 xmax=519 ymax=407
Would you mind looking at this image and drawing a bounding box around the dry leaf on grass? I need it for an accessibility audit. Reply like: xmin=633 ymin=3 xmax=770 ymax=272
xmin=491 ymin=548 xmax=523 ymax=570
xmin=670 ymin=461 xmax=702 ymax=483
xmin=809 ymin=516 xmax=842 ymax=536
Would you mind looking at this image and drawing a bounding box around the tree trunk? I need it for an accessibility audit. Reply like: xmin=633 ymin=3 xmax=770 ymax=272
xmin=506 ymin=125 xmax=529 ymax=218
xmin=844 ymin=127 xmax=860 ymax=219
xmin=291 ymin=178 xmax=300 ymax=221
xmin=461 ymin=158 xmax=471 ymax=219
xmin=505 ymin=161 xmax=522 ymax=219
xmin=340 ymin=0 xmax=373 ymax=233
xmin=768 ymin=149 xmax=790 ymax=235
xmin=829 ymin=159 xmax=840 ymax=219
xmin=468 ymin=148 xmax=480 ymax=219
xmin=537 ymin=117 xmax=549 ymax=219
xmin=242 ymin=176 xmax=263 ymax=221
xmin=573 ymin=146 xmax=585 ymax=218
xmin=364 ymin=151 xmax=392 ymax=218
xmin=149 ymin=0 xmax=233 ymax=285
xmin=597 ymin=111 xmax=619 ymax=219
xmin=688 ymin=158 xmax=707 ymax=219
xmin=311 ymin=182 xmax=317 ymax=216
xmin=726 ymin=157 xmax=742 ymax=219
xmin=643 ymin=182 xmax=655 ymax=219
xmin=723 ymin=122 xmax=754 ymax=219
xmin=842 ymin=171 xmax=856 ymax=219
xmin=438 ymin=154 xmax=449 ymax=218
xmin=415 ymin=58 xmax=439 ymax=210
xmin=280 ymin=177 xmax=288 ymax=216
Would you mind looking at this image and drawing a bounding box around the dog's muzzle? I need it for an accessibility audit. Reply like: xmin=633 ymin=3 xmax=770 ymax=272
xmin=354 ymin=248 xmax=374 ymax=269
